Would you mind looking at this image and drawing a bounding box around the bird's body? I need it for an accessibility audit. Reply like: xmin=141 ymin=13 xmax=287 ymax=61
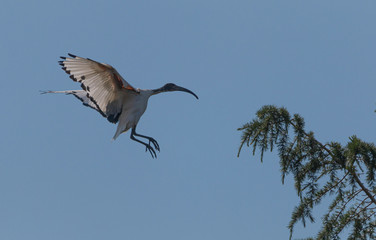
xmin=113 ymin=89 xmax=152 ymax=140
xmin=43 ymin=54 xmax=198 ymax=158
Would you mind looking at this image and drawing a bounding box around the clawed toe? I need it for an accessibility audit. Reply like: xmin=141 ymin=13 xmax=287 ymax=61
xmin=145 ymin=144 xmax=157 ymax=158
xmin=130 ymin=128 xmax=160 ymax=158
xmin=148 ymin=138 xmax=160 ymax=152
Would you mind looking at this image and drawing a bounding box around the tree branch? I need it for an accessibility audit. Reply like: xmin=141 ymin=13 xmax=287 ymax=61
xmin=334 ymin=189 xmax=363 ymax=222
xmin=289 ymin=120 xmax=376 ymax=206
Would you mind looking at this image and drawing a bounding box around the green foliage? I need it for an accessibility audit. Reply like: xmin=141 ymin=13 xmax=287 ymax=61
xmin=238 ymin=105 xmax=376 ymax=240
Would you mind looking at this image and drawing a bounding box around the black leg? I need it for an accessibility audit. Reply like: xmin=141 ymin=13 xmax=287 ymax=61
xmin=130 ymin=127 xmax=158 ymax=158
xmin=132 ymin=127 xmax=160 ymax=152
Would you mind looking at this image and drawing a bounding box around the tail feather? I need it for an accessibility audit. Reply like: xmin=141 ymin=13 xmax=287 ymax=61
xmin=40 ymin=90 xmax=73 ymax=94
xmin=41 ymin=90 xmax=105 ymax=117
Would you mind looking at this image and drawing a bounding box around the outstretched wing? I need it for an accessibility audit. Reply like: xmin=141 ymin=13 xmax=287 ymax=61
xmin=59 ymin=53 xmax=139 ymax=123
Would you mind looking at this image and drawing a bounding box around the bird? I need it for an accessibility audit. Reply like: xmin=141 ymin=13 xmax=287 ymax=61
xmin=42 ymin=53 xmax=198 ymax=158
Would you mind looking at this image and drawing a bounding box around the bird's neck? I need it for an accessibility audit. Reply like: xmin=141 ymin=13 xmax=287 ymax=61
xmin=139 ymin=89 xmax=156 ymax=98
xmin=151 ymin=87 xmax=166 ymax=96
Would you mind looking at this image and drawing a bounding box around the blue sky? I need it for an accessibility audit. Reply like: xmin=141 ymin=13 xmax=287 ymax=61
xmin=1 ymin=0 xmax=376 ymax=239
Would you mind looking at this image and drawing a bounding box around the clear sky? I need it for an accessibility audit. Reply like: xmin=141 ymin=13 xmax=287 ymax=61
xmin=1 ymin=0 xmax=376 ymax=239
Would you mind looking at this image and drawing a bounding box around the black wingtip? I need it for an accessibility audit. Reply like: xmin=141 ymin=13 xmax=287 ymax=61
xmin=80 ymin=83 xmax=87 ymax=91
xmin=69 ymin=75 xmax=77 ymax=82
xmin=60 ymin=56 xmax=66 ymax=60
xmin=58 ymin=61 xmax=64 ymax=66
xmin=68 ymin=53 xmax=77 ymax=58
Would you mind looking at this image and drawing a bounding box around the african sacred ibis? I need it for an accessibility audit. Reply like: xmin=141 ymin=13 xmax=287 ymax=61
xmin=43 ymin=53 xmax=198 ymax=158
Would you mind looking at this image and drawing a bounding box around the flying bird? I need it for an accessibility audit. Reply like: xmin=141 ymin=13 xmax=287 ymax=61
xmin=43 ymin=53 xmax=198 ymax=158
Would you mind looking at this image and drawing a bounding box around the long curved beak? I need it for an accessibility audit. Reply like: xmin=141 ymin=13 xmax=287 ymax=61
xmin=174 ymin=86 xmax=199 ymax=99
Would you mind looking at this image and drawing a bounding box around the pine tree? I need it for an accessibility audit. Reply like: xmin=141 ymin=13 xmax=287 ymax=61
xmin=237 ymin=105 xmax=376 ymax=240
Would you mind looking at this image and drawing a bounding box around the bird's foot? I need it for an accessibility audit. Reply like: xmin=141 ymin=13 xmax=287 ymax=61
xmin=147 ymin=138 xmax=160 ymax=152
xmin=145 ymin=144 xmax=157 ymax=158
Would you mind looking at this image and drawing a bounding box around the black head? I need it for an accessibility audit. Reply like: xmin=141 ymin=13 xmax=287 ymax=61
xmin=155 ymin=83 xmax=199 ymax=99
xmin=162 ymin=83 xmax=178 ymax=90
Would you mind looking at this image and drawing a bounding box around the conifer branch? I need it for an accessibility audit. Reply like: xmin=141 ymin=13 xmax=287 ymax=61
xmin=238 ymin=105 xmax=376 ymax=239
xmin=353 ymin=174 xmax=376 ymax=206
xmin=333 ymin=189 xmax=363 ymax=223
xmin=312 ymin=173 xmax=350 ymax=203
xmin=286 ymin=111 xmax=376 ymax=206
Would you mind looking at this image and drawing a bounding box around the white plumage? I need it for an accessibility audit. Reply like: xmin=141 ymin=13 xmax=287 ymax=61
xmin=43 ymin=53 xmax=198 ymax=158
